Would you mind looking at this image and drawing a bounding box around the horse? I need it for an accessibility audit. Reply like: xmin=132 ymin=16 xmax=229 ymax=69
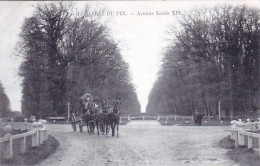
xmin=108 ymin=98 xmax=121 ymax=137
xmin=99 ymin=100 xmax=111 ymax=135
xmin=92 ymin=103 xmax=111 ymax=136
xmin=96 ymin=111 xmax=110 ymax=135
xmin=193 ymin=112 xmax=203 ymax=126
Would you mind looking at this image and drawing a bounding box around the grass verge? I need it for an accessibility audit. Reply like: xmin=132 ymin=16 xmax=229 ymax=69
xmin=227 ymin=147 xmax=260 ymax=166
xmin=219 ymin=135 xmax=235 ymax=149
xmin=0 ymin=135 xmax=59 ymax=165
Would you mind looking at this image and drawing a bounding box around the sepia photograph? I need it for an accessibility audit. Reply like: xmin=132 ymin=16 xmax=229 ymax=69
xmin=0 ymin=0 xmax=260 ymax=165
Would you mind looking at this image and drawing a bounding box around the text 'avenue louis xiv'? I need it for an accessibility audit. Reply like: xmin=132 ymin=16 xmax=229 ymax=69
xmin=86 ymin=10 xmax=182 ymax=16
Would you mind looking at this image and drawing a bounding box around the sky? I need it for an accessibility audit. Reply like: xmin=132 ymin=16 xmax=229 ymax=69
xmin=0 ymin=1 xmax=258 ymax=113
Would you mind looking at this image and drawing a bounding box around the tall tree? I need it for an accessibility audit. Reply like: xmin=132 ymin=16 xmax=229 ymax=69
xmin=18 ymin=2 xmax=140 ymax=118
xmin=147 ymin=5 xmax=260 ymax=118
xmin=0 ymin=81 xmax=11 ymax=117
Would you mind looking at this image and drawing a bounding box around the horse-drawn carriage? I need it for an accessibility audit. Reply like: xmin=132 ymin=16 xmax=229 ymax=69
xmin=70 ymin=93 xmax=120 ymax=136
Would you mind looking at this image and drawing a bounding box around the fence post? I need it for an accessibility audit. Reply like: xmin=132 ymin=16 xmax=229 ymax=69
xmin=3 ymin=124 xmax=13 ymax=159
xmin=233 ymin=130 xmax=239 ymax=147
xmin=36 ymin=130 xmax=39 ymax=146
xmin=157 ymin=115 xmax=160 ymax=121
xmin=39 ymin=130 xmax=42 ymax=145
xmin=230 ymin=131 xmax=234 ymax=139
xmin=248 ymin=136 xmax=253 ymax=149
xmin=41 ymin=130 xmax=44 ymax=144
xmin=143 ymin=115 xmax=145 ymax=120
xmin=21 ymin=136 xmax=26 ymax=153
xmin=32 ymin=132 xmax=37 ymax=147
xmin=8 ymin=137 xmax=13 ymax=159
xmin=174 ymin=115 xmax=176 ymax=120
xmin=259 ymin=138 xmax=260 ymax=156
xmin=238 ymin=131 xmax=245 ymax=146
xmin=31 ymin=123 xmax=38 ymax=147
xmin=128 ymin=115 xmax=130 ymax=121
xmin=218 ymin=101 xmax=221 ymax=120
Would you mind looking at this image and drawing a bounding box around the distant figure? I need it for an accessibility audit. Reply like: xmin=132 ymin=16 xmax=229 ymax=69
xmin=193 ymin=110 xmax=203 ymax=126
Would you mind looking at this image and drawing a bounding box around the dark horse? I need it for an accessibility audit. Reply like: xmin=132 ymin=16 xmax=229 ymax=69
xmin=193 ymin=111 xmax=203 ymax=126
xmin=108 ymin=98 xmax=121 ymax=137
xmin=99 ymin=100 xmax=111 ymax=135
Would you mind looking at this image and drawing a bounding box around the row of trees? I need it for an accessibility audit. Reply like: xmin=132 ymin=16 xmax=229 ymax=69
xmin=19 ymin=2 xmax=140 ymax=118
xmin=147 ymin=5 xmax=260 ymax=118
xmin=0 ymin=81 xmax=11 ymax=117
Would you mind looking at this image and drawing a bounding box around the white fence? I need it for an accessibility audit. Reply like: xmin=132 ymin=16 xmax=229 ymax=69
xmin=0 ymin=121 xmax=48 ymax=159
xmin=229 ymin=129 xmax=260 ymax=156
xmin=228 ymin=119 xmax=260 ymax=156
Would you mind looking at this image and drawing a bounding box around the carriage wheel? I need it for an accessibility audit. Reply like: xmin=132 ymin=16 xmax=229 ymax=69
xmin=71 ymin=113 xmax=77 ymax=132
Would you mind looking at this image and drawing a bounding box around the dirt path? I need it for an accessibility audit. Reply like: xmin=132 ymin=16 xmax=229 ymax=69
xmin=39 ymin=121 xmax=239 ymax=166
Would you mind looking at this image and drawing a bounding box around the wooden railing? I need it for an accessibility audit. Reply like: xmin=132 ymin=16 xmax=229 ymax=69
xmin=229 ymin=129 xmax=260 ymax=156
xmin=0 ymin=121 xmax=48 ymax=159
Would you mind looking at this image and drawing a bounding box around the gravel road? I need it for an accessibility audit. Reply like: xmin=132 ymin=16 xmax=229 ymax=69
xmin=39 ymin=121 xmax=239 ymax=166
